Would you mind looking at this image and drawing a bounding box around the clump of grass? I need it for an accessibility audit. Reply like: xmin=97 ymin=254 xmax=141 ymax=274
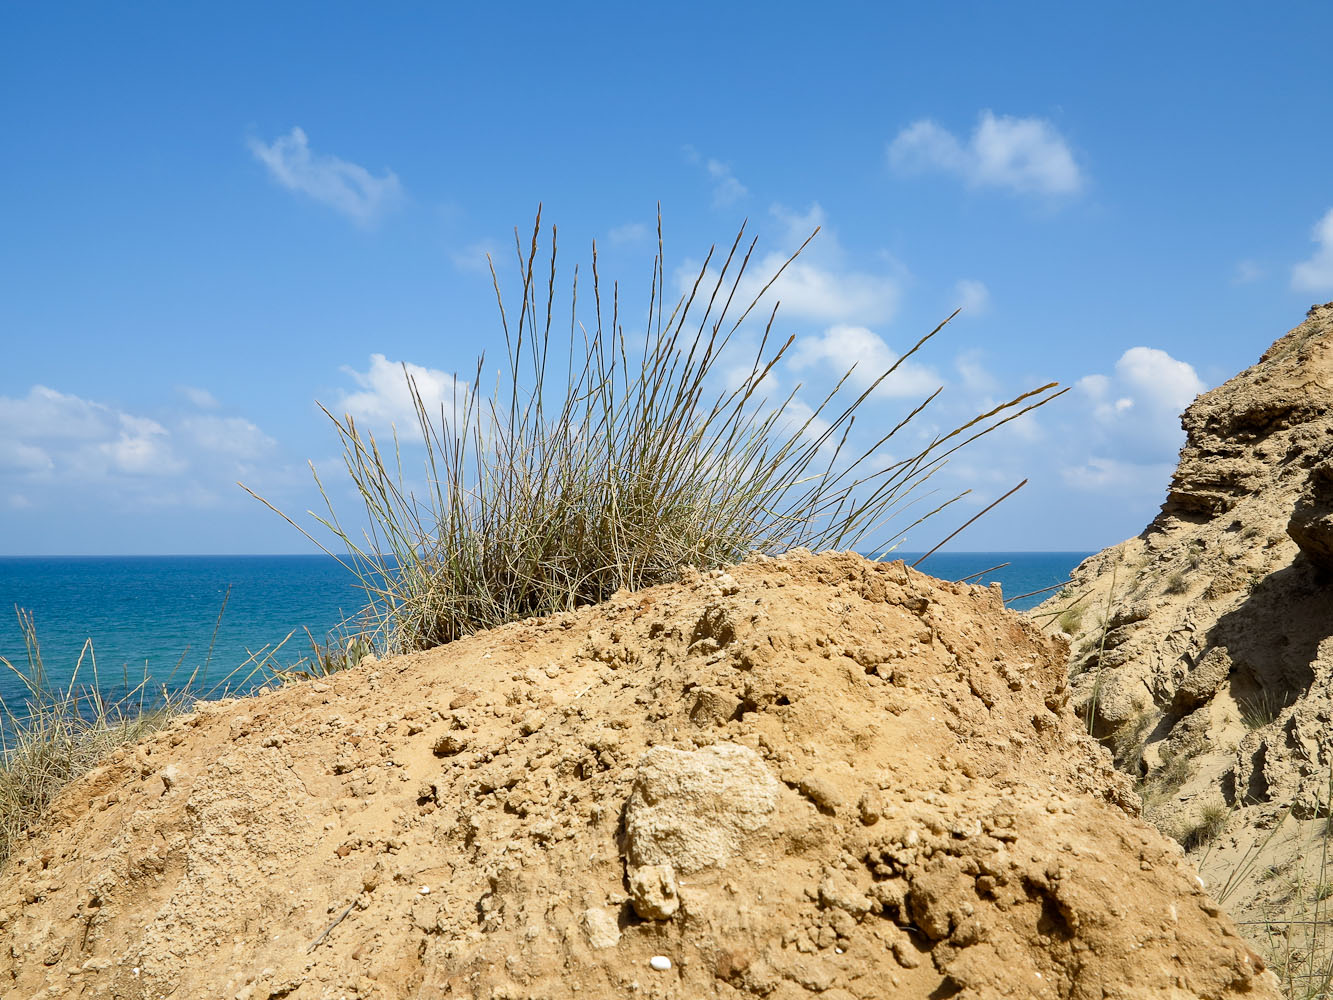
xmin=1164 ymin=570 xmax=1189 ymax=595
xmin=249 ymin=210 xmax=1065 ymax=655
xmin=1238 ymin=688 xmax=1284 ymax=731
xmin=0 ymin=610 xmax=187 ymax=869
xmin=271 ymin=629 xmax=377 ymax=683
xmin=1058 ymin=605 xmax=1084 ymax=635
xmin=1177 ymin=800 xmax=1230 ymax=852
xmin=1245 ymin=772 xmax=1333 ymax=997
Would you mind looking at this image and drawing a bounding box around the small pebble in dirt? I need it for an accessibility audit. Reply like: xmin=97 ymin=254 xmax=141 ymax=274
xmin=649 ymin=955 xmax=672 ymax=971
xmin=418 ymin=885 xmax=431 ymax=895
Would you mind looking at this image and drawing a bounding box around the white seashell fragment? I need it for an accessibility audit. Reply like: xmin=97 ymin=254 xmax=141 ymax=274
xmin=649 ymin=955 xmax=672 ymax=971
xmin=418 ymin=885 xmax=431 ymax=895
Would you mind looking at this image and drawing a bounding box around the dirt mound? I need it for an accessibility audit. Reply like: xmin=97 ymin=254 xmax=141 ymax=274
xmin=1 ymin=551 xmax=1272 ymax=999
xmin=1034 ymin=303 xmax=1333 ymax=945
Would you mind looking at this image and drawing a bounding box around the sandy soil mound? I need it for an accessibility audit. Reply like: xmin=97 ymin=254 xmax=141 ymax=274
xmin=1 ymin=551 xmax=1272 ymax=999
xmin=1034 ymin=303 xmax=1333 ymax=943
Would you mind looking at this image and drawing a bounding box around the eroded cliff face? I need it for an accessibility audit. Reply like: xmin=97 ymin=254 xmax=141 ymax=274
xmin=0 ymin=551 xmax=1273 ymax=1000
xmin=1036 ymin=302 xmax=1333 ymax=945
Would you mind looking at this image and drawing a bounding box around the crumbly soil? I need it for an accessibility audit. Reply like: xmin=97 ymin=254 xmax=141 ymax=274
xmin=1033 ymin=302 xmax=1333 ymax=973
xmin=1 ymin=551 xmax=1273 ymax=999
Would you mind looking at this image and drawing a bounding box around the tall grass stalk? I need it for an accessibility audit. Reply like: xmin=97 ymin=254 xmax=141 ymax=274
xmin=247 ymin=209 xmax=1066 ymax=655
xmin=1085 ymin=561 xmax=1120 ymax=737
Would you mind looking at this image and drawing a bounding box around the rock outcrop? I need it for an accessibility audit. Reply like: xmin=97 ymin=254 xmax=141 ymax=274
xmin=0 ymin=551 xmax=1273 ymax=999
xmin=1035 ymin=302 xmax=1333 ymax=956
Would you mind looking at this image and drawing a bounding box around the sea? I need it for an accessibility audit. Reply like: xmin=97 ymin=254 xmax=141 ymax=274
xmin=0 ymin=551 xmax=1091 ymax=715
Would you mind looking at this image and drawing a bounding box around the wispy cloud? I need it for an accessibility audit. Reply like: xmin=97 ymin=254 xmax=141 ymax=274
xmin=449 ymin=238 xmax=504 ymax=273
xmin=248 ymin=126 xmax=403 ymax=225
xmin=888 ymin=111 xmax=1084 ymax=197
xmin=181 ymin=416 xmax=276 ymax=460
xmin=608 ymin=222 xmax=649 ymax=244
xmin=1292 ymin=208 xmax=1333 ymax=292
xmin=685 ymin=147 xmax=749 ymax=208
xmin=178 ymin=385 xmax=220 ymax=409
xmin=952 ymin=279 xmax=990 ymax=316
xmin=1232 ymin=259 xmax=1265 ymax=285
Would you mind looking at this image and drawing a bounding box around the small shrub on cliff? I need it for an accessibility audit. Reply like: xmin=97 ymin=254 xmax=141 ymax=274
xmin=1177 ymin=800 xmax=1230 ymax=852
xmin=1164 ymin=570 xmax=1189 ymax=595
xmin=250 ymin=210 xmax=1064 ymax=655
xmin=1057 ymin=606 xmax=1084 ymax=635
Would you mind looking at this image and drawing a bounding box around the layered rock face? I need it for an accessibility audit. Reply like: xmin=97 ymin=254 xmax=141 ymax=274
xmin=1037 ymin=303 xmax=1333 ymax=934
xmin=0 ymin=551 xmax=1272 ymax=999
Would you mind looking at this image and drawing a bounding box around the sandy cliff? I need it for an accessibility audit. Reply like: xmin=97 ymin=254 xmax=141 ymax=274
xmin=0 ymin=551 xmax=1273 ymax=999
xmin=1036 ymin=302 xmax=1333 ymax=955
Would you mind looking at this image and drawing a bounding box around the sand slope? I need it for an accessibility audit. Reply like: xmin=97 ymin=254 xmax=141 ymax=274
xmin=1 ymin=551 xmax=1273 ymax=998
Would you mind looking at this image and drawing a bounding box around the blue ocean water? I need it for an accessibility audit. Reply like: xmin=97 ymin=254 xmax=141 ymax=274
xmin=901 ymin=552 xmax=1093 ymax=611
xmin=0 ymin=555 xmax=366 ymax=712
xmin=0 ymin=551 xmax=1091 ymax=713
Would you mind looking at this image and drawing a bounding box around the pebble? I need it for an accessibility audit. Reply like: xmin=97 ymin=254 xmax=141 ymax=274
xmin=418 ymin=886 xmax=431 ymax=895
xmin=649 ymin=955 xmax=672 ymax=971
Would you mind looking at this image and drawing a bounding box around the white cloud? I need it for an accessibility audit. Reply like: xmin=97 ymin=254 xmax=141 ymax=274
xmin=450 ymin=238 xmax=503 ymax=273
xmin=1292 ymin=208 xmax=1333 ymax=292
xmin=676 ymin=202 xmax=899 ymax=327
xmin=1065 ymin=346 xmax=1205 ymax=478
xmin=682 ymin=251 xmax=900 ymax=328
xmin=888 ymin=111 xmax=1084 ymax=197
xmin=0 ymin=387 xmax=185 ymax=480
xmin=788 ymin=324 xmax=939 ymax=399
xmin=685 ymin=147 xmax=749 ymax=208
xmin=1232 ymin=259 xmax=1265 ymax=285
xmin=769 ymin=202 xmax=827 ymax=249
xmin=0 ymin=384 xmax=279 ymax=505
xmin=99 ymin=415 xmax=181 ymax=476
xmin=608 ymin=222 xmax=648 ymax=244
xmin=182 ymin=416 xmax=277 ymax=459
xmin=0 ymin=440 xmax=52 ymax=473
xmin=0 ymin=385 xmax=116 ymax=441
xmin=762 ymin=256 xmax=901 ymax=325
xmin=179 ymin=385 xmax=220 ymax=409
xmin=706 ymin=159 xmax=748 ymax=207
xmin=8 ymin=494 xmax=31 ymax=509
xmin=336 ymin=354 xmax=467 ymax=431
xmin=248 ymin=127 xmax=403 ymax=225
xmin=954 ymin=349 xmax=997 ymax=393
xmin=1110 ymin=346 xmax=1205 ymax=413
xmin=953 ymin=279 xmax=990 ymax=316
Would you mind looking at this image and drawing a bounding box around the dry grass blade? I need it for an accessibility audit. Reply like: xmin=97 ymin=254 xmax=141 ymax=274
xmin=0 ymin=610 xmax=187 ymax=869
xmin=245 ymin=211 xmax=1065 ymax=656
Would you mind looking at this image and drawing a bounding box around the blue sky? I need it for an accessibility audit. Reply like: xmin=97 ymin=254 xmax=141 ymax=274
xmin=3 ymin=3 xmax=1332 ymax=555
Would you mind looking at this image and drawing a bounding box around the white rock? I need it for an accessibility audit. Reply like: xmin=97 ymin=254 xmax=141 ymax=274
xmin=649 ymin=955 xmax=672 ymax=971
xmin=580 ymin=907 xmax=621 ymax=949
xmin=623 ymin=743 xmax=780 ymax=874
